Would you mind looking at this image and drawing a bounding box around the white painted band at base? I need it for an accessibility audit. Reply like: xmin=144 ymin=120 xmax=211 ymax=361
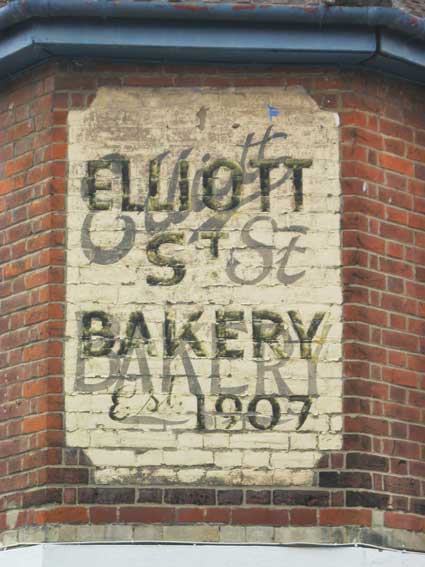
xmin=2 ymin=543 xmax=425 ymax=567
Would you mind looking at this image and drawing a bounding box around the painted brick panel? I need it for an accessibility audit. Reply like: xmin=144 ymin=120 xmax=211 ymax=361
xmin=64 ymin=87 xmax=343 ymax=486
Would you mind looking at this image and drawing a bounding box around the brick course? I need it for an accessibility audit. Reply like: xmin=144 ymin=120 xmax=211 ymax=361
xmin=0 ymin=61 xmax=424 ymax=548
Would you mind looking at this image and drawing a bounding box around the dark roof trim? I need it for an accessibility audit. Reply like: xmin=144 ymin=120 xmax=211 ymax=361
xmin=2 ymin=1 xmax=425 ymax=39
xmin=0 ymin=0 xmax=425 ymax=84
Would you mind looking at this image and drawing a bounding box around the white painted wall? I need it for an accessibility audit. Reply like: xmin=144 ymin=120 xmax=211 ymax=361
xmin=2 ymin=544 xmax=425 ymax=567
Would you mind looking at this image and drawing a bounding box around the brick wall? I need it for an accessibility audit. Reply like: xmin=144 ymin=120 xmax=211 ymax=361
xmin=0 ymin=63 xmax=67 ymax=534
xmin=0 ymin=62 xmax=424 ymax=549
xmin=324 ymin=76 xmax=425 ymax=535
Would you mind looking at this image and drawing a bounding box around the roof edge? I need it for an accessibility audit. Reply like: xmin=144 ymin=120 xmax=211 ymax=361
xmin=0 ymin=2 xmax=425 ymax=86
xmin=1 ymin=0 xmax=425 ymax=40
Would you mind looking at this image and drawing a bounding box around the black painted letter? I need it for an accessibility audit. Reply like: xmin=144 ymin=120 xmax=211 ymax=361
xmin=148 ymin=159 xmax=174 ymax=211
xmin=288 ymin=310 xmax=325 ymax=359
xmin=283 ymin=158 xmax=312 ymax=212
xmin=118 ymin=311 xmax=156 ymax=356
xmin=164 ymin=310 xmax=207 ymax=357
xmin=252 ymin=310 xmax=289 ymax=359
xmin=146 ymin=232 xmax=186 ymax=286
xmin=202 ymin=159 xmax=243 ymax=211
xmin=215 ymin=310 xmax=244 ymax=358
xmin=247 ymin=395 xmax=281 ymax=430
xmin=81 ymin=311 xmax=115 ymax=357
xmin=250 ymin=159 xmax=280 ymax=212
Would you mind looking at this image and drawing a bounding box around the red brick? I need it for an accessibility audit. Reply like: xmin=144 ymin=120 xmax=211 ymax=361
xmin=342 ymin=144 xmax=368 ymax=162
xmin=345 ymin=416 xmax=389 ymax=436
xmin=411 ymin=461 xmax=425 ymax=477
xmin=290 ymin=508 xmax=317 ymax=526
xmin=384 ymin=512 xmax=425 ymax=532
xmin=381 ymin=293 xmax=417 ymax=316
xmin=22 ymin=414 xmax=62 ymax=433
xmin=344 ymin=305 xmax=387 ymax=327
xmin=382 ymin=367 xmax=419 ymax=388
xmin=343 ymin=231 xmax=385 ymax=254
xmin=407 ymin=281 xmax=425 ymax=300
xmin=341 ymin=161 xmax=384 ymax=184
xmin=409 ymin=390 xmax=425 ymax=408
xmin=342 ymin=93 xmax=381 ymax=113
xmin=380 ymin=153 xmax=413 ymax=176
xmin=123 ymin=76 xmax=174 ymax=88
xmin=384 ymin=138 xmax=405 ymax=156
xmin=341 ymin=127 xmax=383 ymax=150
xmin=36 ymin=506 xmax=88 ymax=525
xmin=5 ymin=152 xmax=33 ymax=177
xmin=90 ymin=507 xmax=118 ymax=524
xmin=408 ymin=212 xmax=424 ymax=230
xmin=205 ymin=508 xmax=231 ymax=523
xmin=344 ymin=343 xmax=387 ymax=365
xmin=410 ymin=424 xmax=425 ymax=443
xmin=319 ymin=509 xmax=372 ymax=526
xmin=384 ymin=403 xmax=420 ymax=423
xmin=343 ymin=267 xmax=386 ymax=290
xmin=119 ymin=507 xmax=175 ymax=523
xmin=176 ymin=508 xmax=205 ymax=523
xmin=380 ymin=222 xmax=414 ymax=244
xmin=407 ymin=354 xmax=425 ymax=372
xmin=380 ymin=119 xmax=413 ymax=142
xmin=382 ymin=439 xmax=420 ymax=460
xmin=340 ymin=110 xmax=368 ymax=128
xmin=63 ymin=488 xmax=76 ymax=504
xmin=231 ymin=508 xmax=289 ymax=526
xmin=382 ymin=330 xmax=419 ymax=352
xmin=44 ymin=467 xmax=88 ymax=484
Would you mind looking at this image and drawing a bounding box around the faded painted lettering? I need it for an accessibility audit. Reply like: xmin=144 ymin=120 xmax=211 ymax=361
xmin=65 ymin=87 xmax=342 ymax=486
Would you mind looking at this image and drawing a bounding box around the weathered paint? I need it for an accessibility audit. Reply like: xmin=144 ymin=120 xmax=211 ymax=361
xmin=65 ymin=87 xmax=342 ymax=485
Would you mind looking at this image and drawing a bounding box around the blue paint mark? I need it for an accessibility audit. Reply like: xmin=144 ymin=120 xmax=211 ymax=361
xmin=268 ymin=104 xmax=280 ymax=120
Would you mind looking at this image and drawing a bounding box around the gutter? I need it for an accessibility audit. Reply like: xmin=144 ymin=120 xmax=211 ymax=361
xmin=1 ymin=1 xmax=425 ymax=40
xmin=0 ymin=0 xmax=424 ymax=84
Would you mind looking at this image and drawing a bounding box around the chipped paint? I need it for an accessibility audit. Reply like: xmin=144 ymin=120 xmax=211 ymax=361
xmin=65 ymin=86 xmax=343 ymax=485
